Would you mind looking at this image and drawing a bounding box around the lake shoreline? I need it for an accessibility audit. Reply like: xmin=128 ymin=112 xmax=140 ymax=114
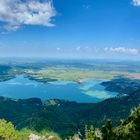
xmin=0 ymin=75 xmax=118 ymax=103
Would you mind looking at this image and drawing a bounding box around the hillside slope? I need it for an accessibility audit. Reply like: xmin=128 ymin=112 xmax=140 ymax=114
xmin=0 ymin=90 xmax=140 ymax=138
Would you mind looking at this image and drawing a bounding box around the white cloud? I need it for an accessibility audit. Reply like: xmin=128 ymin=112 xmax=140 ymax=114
xmin=104 ymin=47 xmax=139 ymax=55
xmin=132 ymin=0 xmax=140 ymax=6
xmin=83 ymin=4 xmax=91 ymax=9
xmin=76 ymin=46 xmax=81 ymax=51
xmin=0 ymin=0 xmax=56 ymax=31
xmin=56 ymin=47 xmax=60 ymax=51
xmin=84 ymin=46 xmax=89 ymax=49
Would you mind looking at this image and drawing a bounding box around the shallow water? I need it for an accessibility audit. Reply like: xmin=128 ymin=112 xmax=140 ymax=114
xmin=0 ymin=76 xmax=117 ymax=103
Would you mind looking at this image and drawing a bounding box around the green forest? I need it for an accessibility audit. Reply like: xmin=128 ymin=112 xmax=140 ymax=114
xmin=1 ymin=103 xmax=140 ymax=140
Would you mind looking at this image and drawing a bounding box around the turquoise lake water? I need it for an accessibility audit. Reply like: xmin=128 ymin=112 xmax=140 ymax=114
xmin=0 ymin=76 xmax=117 ymax=103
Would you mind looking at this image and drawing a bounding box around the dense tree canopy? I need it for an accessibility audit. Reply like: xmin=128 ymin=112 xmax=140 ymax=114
xmin=0 ymin=120 xmax=28 ymax=140
xmin=69 ymin=104 xmax=140 ymax=140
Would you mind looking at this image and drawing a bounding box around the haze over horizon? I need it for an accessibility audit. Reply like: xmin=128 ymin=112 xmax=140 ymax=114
xmin=0 ymin=0 xmax=140 ymax=60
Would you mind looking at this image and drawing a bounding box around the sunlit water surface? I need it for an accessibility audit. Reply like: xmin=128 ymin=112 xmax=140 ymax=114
xmin=0 ymin=76 xmax=117 ymax=103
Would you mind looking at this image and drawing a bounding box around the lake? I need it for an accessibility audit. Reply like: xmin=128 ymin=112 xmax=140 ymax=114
xmin=0 ymin=75 xmax=117 ymax=103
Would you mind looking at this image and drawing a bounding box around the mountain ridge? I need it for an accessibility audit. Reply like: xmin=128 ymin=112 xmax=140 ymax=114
xmin=0 ymin=89 xmax=140 ymax=137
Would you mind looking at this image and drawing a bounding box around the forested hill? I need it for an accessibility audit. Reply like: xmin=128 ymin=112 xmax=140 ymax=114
xmin=1 ymin=103 xmax=140 ymax=140
xmin=70 ymin=104 xmax=140 ymax=140
xmin=0 ymin=89 xmax=140 ymax=138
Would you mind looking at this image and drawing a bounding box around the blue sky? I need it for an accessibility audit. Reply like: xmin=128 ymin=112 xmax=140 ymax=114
xmin=0 ymin=0 xmax=140 ymax=60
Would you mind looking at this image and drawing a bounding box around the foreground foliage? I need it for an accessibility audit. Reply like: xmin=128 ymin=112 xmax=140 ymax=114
xmin=69 ymin=104 xmax=140 ymax=140
xmin=0 ymin=120 xmax=28 ymax=140
xmin=0 ymin=120 xmax=61 ymax=140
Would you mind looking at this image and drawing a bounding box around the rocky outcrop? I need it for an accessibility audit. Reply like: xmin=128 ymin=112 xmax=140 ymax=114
xmin=29 ymin=133 xmax=57 ymax=140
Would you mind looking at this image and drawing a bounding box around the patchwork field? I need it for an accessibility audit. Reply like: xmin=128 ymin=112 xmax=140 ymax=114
xmin=24 ymin=66 xmax=140 ymax=84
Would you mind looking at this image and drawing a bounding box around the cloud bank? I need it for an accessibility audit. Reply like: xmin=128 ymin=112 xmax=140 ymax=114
xmin=132 ymin=0 xmax=140 ymax=6
xmin=104 ymin=47 xmax=139 ymax=55
xmin=0 ymin=0 xmax=56 ymax=31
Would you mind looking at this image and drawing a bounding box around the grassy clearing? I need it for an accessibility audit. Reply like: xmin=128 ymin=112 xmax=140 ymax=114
xmin=27 ymin=67 xmax=118 ymax=83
